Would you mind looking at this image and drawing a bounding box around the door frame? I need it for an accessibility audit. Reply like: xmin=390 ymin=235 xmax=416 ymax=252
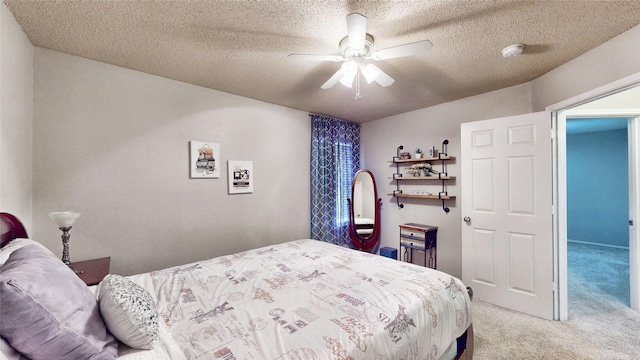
xmin=547 ymin=72 xmax=640 ymax=320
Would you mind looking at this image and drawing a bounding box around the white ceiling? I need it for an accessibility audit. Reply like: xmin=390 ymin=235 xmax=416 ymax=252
xmin=5 ymin=0 xmax=640 ymax=123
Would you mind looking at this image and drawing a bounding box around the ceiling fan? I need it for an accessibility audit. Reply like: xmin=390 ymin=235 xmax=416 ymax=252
xmin=288 ymin=13 xmax=433 ymax=100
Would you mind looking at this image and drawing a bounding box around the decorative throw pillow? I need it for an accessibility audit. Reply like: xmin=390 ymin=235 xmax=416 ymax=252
xmin=0 ymin=239 xmax=44 ymax=266
xmin=0 ymin=244 xmax=117 ymax=360
xmin=98 ymin=274 xmax=159 ymax=350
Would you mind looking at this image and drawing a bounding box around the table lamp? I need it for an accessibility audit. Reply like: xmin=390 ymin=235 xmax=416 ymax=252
xmin=48 ymin=211 xmax=81 ymax=265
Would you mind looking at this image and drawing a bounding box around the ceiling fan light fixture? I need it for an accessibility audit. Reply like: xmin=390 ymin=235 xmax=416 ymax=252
xmin=339 ymin=74 xmax=355 ymax=88
xmin=501 ymin=44 xmax=524 ymax=58
xmin=341 ymin=60 xmax=358 ymax=75
xmin=361 ymin=63 xmax=380 ymax=84
xmin=289 ymin=13 xmax=432 ymax=97
xmin=338 ymin=61 xmax=358 ymax=87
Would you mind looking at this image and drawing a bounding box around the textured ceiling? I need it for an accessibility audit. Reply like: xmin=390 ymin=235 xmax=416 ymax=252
xmin=5 ymin=0 xmax=640 ymax=123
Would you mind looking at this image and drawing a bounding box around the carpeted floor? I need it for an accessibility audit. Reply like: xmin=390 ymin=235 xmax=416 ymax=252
xmin=567 ymin=241 xmax=629 ymax=306
xmin=470 ymin=241 xmax=639 ymax=359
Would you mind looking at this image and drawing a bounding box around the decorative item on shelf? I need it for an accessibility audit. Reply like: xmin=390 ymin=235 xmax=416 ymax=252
xmin=410 ymin=163 xmax=431 ymax=176
xmin=405 ymin=167 xmax=419 ymax=177
xmin=48 ymin=211 xmax=82 ymax=272
xmin=394 ymin=145 xmax=407 ymax=161
xmin=428 ymin=146 xmax=437 ymax=158
xmin=414 ymin=148 xmax=423 ymax=159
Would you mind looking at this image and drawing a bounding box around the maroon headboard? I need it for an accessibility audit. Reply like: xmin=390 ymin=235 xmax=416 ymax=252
xmin=0 ymin=212 xmax=29 ymax=248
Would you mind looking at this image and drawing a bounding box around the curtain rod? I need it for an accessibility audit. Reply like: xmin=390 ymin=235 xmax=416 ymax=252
xmin=308 ymin=113 xmax=360 ymax=126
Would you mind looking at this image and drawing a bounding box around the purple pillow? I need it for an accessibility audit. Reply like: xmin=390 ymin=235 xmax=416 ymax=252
xmin=0 ymin=245 xmax=117 ymax=359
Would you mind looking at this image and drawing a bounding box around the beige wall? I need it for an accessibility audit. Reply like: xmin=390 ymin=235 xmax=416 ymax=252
xmin=0 ymin=3 xmax=33 ymax=229
xmin=532 ymin=24 xmax=640 ymax=111
xmin=573 ymin=85 xmax=640 ymax=111
xmin=361 ymin=84 xmax=533 ymax=277
xmin=4 ymin=2 xmax=640 ymax=279
xmin=31 ymin=49 xmax=311 ymax=275
xmin=363 ymin=24 xmax=640 ymax=279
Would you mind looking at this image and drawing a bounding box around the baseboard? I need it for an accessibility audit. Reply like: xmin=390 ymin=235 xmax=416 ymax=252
xmin=567 ymin=239 xmax=629 ymax=250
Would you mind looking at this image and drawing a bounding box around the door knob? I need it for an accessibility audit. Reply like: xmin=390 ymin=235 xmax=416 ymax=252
xmin=463 ymin=216 xmax=471 ymax=223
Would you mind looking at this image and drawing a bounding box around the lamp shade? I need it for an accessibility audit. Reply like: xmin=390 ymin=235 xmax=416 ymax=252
xmin=338 ymin=61 xmax=358 ymax=88
xmin=360 ymin=63 xmax=380 ymax=84
xmin=48 ymin=211 xmax=81 ymax=228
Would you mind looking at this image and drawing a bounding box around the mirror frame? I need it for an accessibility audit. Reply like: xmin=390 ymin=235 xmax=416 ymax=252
xmin=347 ymin=169 xmax=382 ymax=251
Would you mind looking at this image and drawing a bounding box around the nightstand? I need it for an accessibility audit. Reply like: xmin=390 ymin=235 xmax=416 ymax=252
xmin=69 ymin=257 xmax=111 ymax=286
xmin=399 ymin=223 xmax=437 ymax=269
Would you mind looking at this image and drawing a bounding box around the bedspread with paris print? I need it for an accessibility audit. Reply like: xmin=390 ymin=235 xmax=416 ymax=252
xmin=117 ymin=239 xmax=471 ymax=360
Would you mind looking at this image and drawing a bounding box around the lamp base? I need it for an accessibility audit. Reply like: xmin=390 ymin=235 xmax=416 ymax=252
xmin=59 ymin=226 xmax=72 ymax=265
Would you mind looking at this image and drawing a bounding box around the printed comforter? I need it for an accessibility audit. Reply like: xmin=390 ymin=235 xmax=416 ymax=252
xmin=117 ymin=239 xmax=471 ymax=359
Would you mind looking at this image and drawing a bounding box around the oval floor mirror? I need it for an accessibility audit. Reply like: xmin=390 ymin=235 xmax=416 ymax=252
xmin=348 ymin=169 xmax=382 ymax=252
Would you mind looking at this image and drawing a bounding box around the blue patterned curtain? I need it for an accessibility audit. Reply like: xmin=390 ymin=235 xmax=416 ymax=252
xmin=310 ymin=114 xmax=360 ymax=246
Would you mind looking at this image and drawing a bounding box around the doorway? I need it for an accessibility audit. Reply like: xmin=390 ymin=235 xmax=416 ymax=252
xmin=566 ymin=117 xmax=630 ymax=313
xmin=550 ymin=74 xmax=640 ymax=320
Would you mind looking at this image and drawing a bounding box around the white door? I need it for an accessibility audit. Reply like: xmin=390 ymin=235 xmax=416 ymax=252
xmin=461 ymin=112 xmax=554 ymax=320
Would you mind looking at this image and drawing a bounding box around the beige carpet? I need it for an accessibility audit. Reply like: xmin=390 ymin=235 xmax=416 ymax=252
xmin=470 ymin=243 xmax=638 ymax=359
xmin=471 ymin=294 xmax=640 ymax=360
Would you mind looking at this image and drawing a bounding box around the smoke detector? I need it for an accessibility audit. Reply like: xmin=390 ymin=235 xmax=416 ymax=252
xmin=501 ymin=44 xmax=524 ymax=58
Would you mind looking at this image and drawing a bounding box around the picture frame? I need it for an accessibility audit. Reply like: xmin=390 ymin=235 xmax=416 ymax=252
xmin=227 ymin=160 xmax=253 ymax=194
xmin=190 ymin=141 xmax=220 ymax=178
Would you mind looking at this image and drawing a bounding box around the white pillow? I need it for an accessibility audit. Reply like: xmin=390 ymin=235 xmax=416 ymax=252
xmin=98 ymin=274 xmax=159 ymax=350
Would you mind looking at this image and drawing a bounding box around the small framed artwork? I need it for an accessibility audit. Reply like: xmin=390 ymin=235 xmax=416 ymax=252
xmin=228 ymin=160 xmax=253 ymax=194
xmin=190 ymin=141 xmax=220 ymax=178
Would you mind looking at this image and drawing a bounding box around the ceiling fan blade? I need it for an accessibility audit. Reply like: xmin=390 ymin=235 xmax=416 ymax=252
xmin=321 ymin=68 xmax=345 ymax=89
xmin=288 ymin=53 xmax=344 ymax=62
xmin=370 ymin=40 xmax=433 ymax=60
xmin=346 ymin=13 xmax=367 ymax=50
xmin=367 ymin=64 xmax=395 ymax=87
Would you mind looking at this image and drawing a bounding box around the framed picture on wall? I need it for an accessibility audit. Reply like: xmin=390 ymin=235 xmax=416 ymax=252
xmin=228 ymin=160 xmax=253 ymax=194
xmin=190 ymin=141 xmax=220 ymax=178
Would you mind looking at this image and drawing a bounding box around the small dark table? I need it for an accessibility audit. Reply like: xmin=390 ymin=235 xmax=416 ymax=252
xmin=69 ymin=257 xmax=111 ymax=286
xmin=399 ymin=223 xmax=438 ymax=269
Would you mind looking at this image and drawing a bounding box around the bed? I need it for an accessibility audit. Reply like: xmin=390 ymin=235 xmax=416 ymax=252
xmin=0 ymin=212 xmax=473 ymax=360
